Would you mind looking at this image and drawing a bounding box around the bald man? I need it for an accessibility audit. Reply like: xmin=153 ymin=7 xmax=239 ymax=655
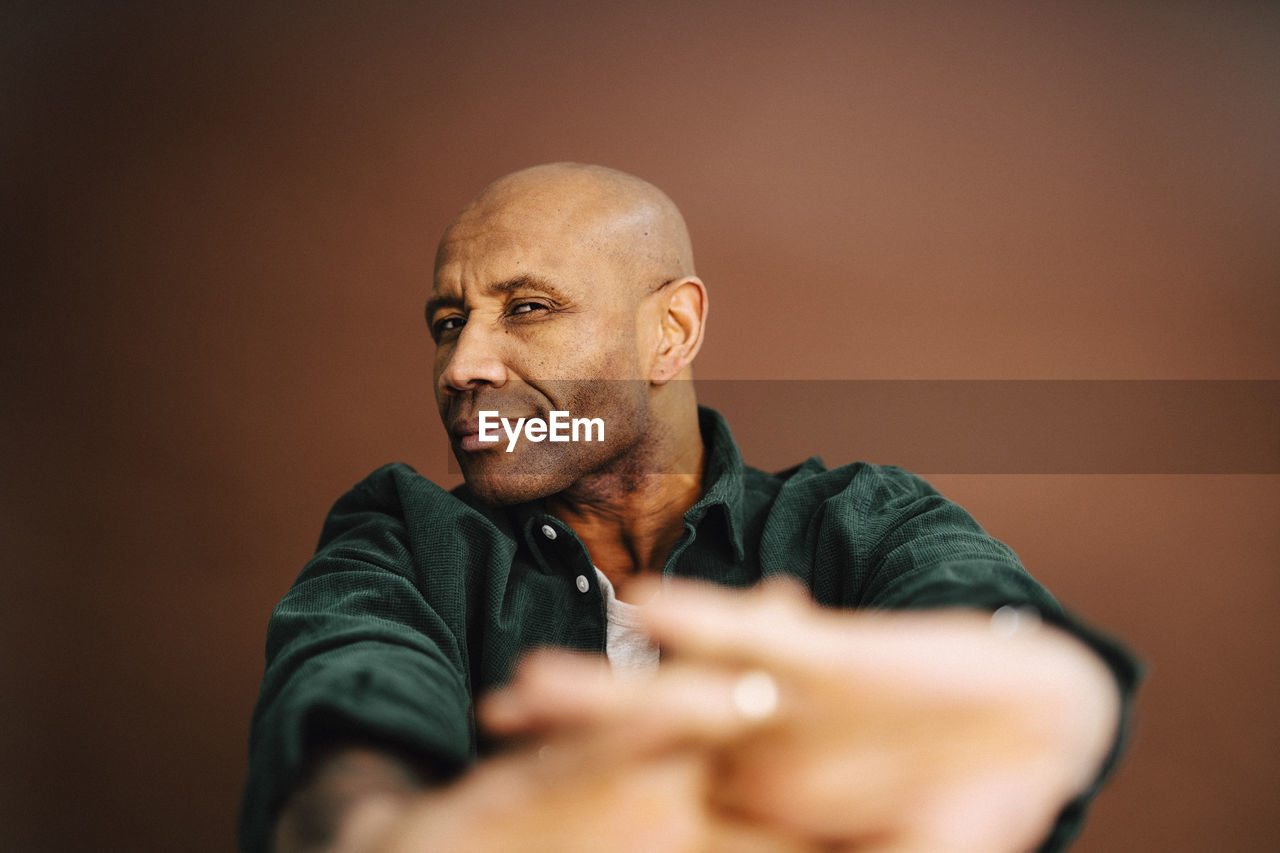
xmin=240 ymin=164 xmax=1138 ymax=853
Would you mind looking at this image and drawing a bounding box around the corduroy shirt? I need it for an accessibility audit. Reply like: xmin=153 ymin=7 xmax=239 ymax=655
xmin=239 ymin=407 xmax=1138 ymax=852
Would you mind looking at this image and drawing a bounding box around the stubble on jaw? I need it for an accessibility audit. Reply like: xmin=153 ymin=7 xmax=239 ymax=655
xmin=452 ymin=379 xmax=660 ymax=508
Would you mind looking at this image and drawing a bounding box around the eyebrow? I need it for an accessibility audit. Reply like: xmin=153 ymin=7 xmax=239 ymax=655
xmin=424 ymin=275 xmax=571 ymax=323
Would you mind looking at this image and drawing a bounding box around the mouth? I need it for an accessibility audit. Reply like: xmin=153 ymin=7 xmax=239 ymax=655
xmin=446 ymin=393 xmax=550 ymax=455
xmin=449 ymin=418 xmax=490 ymax=453
xmin=449 ymin=411 xmax=542 ymax=453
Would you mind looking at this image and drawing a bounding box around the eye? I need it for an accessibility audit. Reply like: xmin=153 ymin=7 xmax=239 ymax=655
xmin=507 ymin=300 xmax=550 ymax=319
xmin=432 ymin=315 xmax=465 ymax=341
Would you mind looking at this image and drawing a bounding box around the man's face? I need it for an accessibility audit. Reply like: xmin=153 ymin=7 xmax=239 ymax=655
xmin=428 ymin=196 xmax=658 ymax=505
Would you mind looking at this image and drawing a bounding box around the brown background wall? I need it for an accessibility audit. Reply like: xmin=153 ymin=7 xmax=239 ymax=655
xmin=3 ymin=2 xmax=1277 ymax=850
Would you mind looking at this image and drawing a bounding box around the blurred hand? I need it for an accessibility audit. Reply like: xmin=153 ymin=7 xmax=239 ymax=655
xmin=329 ymin=677 xmax=814 ymax=853
xmin=483 ymin=579 xmax=1120 ymax=853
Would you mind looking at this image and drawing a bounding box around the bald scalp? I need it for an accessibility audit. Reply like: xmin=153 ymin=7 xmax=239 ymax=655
xmin=441 ymin=163 xmax=696 ymax=295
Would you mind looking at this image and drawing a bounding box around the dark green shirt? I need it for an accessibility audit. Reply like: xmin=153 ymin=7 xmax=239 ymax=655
xmin=239 ymin=407 xmax=1138 ymax=852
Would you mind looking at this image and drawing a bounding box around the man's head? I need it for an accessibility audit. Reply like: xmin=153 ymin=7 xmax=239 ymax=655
xmin=428 ymin=163 xmax=707 ymax=505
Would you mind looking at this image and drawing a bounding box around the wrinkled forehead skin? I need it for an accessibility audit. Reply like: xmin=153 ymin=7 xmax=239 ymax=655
xmin=434 ymin=162 xmax=695 ymax=294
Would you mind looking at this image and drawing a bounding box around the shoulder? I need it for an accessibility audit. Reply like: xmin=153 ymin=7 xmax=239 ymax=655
xmin=744 ymin=457 xmax=1029 ymax=607
xmin=331 ymin=462 xmax=461 ymax=512
xmin=746 ymin=456 xmax=945 ymax=522
xmin=315 ymin=463 xmax=514 ymax=560
xmin=324 ymin=464 xmax=492 ymax=526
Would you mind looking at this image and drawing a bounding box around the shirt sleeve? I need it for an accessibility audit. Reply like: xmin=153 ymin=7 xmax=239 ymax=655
xmin=237 ymin=473 xmax=474 ymax=853
xmin=825 ymin=465 xmax=1142 ymax=853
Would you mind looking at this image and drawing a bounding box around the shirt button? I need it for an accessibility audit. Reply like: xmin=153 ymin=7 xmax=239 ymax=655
xmin=575 ymin=574 xmax=590 ymax=593
xmin=540 ymin=524 xmax=557 ymax=541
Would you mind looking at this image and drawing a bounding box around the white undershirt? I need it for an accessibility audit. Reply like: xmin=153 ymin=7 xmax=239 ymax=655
xmin=593 ymin=568 xmax=660 ymax=678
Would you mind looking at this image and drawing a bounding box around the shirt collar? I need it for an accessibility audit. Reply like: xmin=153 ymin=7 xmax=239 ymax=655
xmin=682 ymin=405 xmax=747 ymax=561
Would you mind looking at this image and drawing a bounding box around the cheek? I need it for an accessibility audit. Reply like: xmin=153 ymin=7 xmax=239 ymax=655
xmin=560 ymin=377 xmax=649 ymax=441
xmin=431 ymin=352 xmax=448 ymax=399
xmin=432 ymin=345 xmax=474 ymax=414
xmin=568 ymin=314 xmax=644 ymax=378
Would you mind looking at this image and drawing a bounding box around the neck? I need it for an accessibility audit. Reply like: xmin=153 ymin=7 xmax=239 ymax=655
xmin=545 ymin=401 xmax=704 ymax=599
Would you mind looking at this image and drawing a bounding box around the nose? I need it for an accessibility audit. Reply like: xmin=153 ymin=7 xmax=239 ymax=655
xmin=437 ymin=321 xmax=509 ymax=394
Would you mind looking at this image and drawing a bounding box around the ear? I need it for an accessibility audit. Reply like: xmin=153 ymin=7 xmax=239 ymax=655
xmin=650 ymin=276 xmax=707 ymax=385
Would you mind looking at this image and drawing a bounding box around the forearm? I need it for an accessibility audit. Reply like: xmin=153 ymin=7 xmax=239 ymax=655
xmin=272 ymin=733 xmax=805 ymax=853
xmin=273 ymin=746 xmax=434 ymax=853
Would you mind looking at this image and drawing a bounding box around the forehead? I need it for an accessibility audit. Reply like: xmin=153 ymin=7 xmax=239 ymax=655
xmin=432 ymin=201 xmax=613 ymax=298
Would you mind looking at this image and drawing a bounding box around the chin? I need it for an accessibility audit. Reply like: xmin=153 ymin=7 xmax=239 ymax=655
xmin=460 ymin=471 xmax=569 ymax=506
xmin=453 ymin=448 xmax=580 ymax=506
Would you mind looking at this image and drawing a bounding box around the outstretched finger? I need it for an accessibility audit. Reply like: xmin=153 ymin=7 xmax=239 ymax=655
xmin=480 ymin=648 xmax=787 ymax=755
xmin=637 ymin=577 xmax=842 ymax=672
